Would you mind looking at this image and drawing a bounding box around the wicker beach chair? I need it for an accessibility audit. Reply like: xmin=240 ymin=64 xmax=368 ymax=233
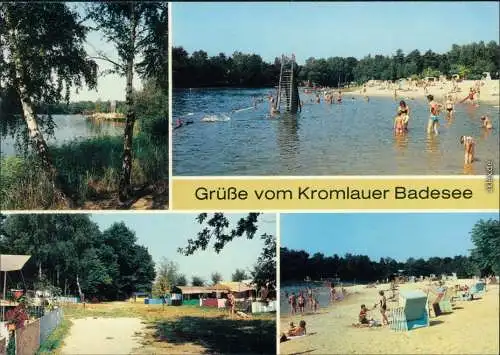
xmin=390 ymin=290 xmax=430 ymax=332
xmin=438 ymin=287 xmax=455 ymax=313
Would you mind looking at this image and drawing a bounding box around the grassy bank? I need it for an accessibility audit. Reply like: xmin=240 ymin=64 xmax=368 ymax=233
xmin=61 ymin=302 xmax=276 ymax=354
xmin=0 ymin=129 xmax=168 ymax=209
xmin=37 ymin=318 xmax=72 ymax=355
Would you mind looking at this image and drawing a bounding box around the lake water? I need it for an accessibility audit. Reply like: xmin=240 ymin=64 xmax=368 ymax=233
xmin=173 ymin=88 xmax=499 ymax=175
xmin=280 ymin=282 xmax=355 ymax=314
xmin=1 ymin=114 xmax=123 ymax=157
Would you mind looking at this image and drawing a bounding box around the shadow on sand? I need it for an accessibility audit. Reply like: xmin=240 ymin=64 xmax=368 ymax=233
xmin=152 ymin=315 xmax=275 ymax=354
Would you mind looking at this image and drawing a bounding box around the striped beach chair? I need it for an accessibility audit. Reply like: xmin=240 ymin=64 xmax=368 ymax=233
xmin=390 ymin=290 xmax=430 ymax=332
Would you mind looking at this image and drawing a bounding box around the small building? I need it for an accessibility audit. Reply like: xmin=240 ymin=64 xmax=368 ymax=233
xmin=214 ymin=281 xmax=256 ymax=300
xmin=172 ymin=286 xmax=221 ymax=305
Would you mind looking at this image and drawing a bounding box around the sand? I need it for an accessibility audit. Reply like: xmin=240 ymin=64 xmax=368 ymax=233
xmin=280 ymin=280 xmax=499 ymax=354
xmin=349 ymin=79 xmax=500 ymax=107
xmin=61 ymin=317 xmax=146 ymax=354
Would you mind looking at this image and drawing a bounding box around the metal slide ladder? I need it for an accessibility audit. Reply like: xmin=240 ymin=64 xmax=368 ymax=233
xmin=276 ymin=54 xmax=299 ymax=113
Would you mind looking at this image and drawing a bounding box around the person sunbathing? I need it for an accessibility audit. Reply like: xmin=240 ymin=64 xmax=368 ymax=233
xmin=287 ymin=320 xmax=307 ymax=336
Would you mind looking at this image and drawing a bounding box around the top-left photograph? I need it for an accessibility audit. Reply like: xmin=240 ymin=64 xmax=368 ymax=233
xmin=0 ymin=2 xmax=169 ymax=210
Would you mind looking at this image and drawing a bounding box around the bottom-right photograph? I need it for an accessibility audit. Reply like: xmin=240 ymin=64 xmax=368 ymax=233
xmin=279 ymin=213 xmax=499 ymax=355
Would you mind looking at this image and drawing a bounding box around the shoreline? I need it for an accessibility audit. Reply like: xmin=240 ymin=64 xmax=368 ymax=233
xmin=280 ymin=280 xmax=499 ymax=354
xmin=346 ymin=79 xmax=500 ymax=106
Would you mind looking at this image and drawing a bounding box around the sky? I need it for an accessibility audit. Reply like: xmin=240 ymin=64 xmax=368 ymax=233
xmin=90 ymin=213 xmax=276 ymax=283
xmin=68 ymin=3 xmax=143 ymax=102
xmin=173 ymin=2 xmax=499 ymax=64
xmin=280 ymin=213 xmax=498 ymax=262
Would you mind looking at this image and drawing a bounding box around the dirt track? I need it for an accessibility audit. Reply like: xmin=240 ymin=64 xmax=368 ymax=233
xmin=61 ymin=317 xmax=145 ymax=354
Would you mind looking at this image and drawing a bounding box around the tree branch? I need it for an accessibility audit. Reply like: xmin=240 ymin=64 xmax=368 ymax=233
xmin=88 ymin=56 xmax=125 ymax=72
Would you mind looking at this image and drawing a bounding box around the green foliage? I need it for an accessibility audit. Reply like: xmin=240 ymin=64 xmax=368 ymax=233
xmin=210 ymin=272 xmax=222 ymax=286
xmin=251 ymin=233 xmax=276 ymax=291
xmin=174 ymin=41 xmax=500 ymax=88
xmin=470 ymin=219 xmax=500 ymax=276
xmin=36 ymin=318 xmax=71 ymax=354
xmin=152 ymin=258 xmax=181 ymax=297
xmin=231 ymin=269 xmax=248 ymax=282
xmin=0 ymin=214 xmax=155 ymax=300
xmin=178 ymin=213 xmax=261 ymax=255
xmin=191 ymin=276 xmax=205 ymax=287
xmin=281 ymin=248 xmax=478 ymax=283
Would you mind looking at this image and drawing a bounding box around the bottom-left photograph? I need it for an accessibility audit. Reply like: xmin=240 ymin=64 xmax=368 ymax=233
xmin=0 ymin=212 xmax=277 ymax=354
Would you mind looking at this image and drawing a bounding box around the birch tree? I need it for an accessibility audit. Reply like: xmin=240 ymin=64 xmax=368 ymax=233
xmin=0 ymin=3 xmax=97 ymax=207
xmin=87 ymin=2 xmax=168 ymax=202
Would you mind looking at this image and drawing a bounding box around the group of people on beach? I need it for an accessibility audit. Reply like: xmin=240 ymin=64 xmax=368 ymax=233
xmin=286 ymin=287 xmax=319 ymax=316
xmin=353 ymin=290 xmax=390 ymax=328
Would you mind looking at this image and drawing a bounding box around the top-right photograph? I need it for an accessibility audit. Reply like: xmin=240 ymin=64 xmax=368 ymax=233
xmin=172 ymin=2 xmax=499 ymax=176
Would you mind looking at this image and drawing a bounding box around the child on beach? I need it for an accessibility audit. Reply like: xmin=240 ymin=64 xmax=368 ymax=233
xmin=352 ymin=304 xmax=380 ymax=328
xmin=460 ymin=135 xmax=475 ymax=164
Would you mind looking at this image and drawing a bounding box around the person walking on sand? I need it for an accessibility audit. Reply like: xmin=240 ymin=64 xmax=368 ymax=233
xmin=307 ymin=287 xmax=313 ymax=311
xmin=330 ymin=283 xmax=336 ymax=304
xmin=427 ymin=95 xmax=441 ymax=135
xmin=460 ymin=135 xmax=475 ymax=164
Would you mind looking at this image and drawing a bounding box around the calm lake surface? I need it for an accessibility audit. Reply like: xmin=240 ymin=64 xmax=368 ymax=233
xmin=173 ymin=88 xmax=499 ymax=175
xmin=1 ymin=114 xmax=123 ymax=157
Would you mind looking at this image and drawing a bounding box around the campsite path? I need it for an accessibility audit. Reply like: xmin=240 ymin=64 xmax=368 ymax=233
xmin=61 ymin=317 xmax=146 ymax=354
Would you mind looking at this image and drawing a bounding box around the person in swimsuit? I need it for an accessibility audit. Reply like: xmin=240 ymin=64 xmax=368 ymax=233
xmin=337 ymin=90 xmax=342 ymax=103
xmin=377 ymin=291 xmax=389 ymax=326
xmin=307 ymin=287 xmax=313 ymax=311
xmin=352 ymin=304 xmax=375 ymax=328
xmin=330 ymin=283 xmax=336 ymax=303
xmin=297 ymin=293 xmax=305 ymax=315
xmin=289 ymin=292 xmax=297 ymax=315
xmin=461 ymin=88 xmax=475 ymax=104
xmin=315 ymin=94 xmax=321 ymax=104
xmin=445 ymin=95 xmax=454 ymax=120
xmin=398 ymin=100 xmax=410 ymax=130
xmin=427 ymin=95 xmax=440 ymax=135
xmin=394 ymin=111 xmax=405 ymax=135
xmin=481 ymin=115 xmax=493 ymax=129
xmin=460 ymin=136 xmax=475 ymax=164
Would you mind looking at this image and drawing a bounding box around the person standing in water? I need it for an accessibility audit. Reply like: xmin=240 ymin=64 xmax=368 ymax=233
xmin=397 ymin=100 xmax=410 ymax=130
xmin=481 ymin=115 xmax=493 ymax=129
xmin=427 ymin=95 xmax=441 ymax=135
xmin=460 ymin=135 xmax=475 ymax=164
xmin=445 ymin=95 xmax=455 ymax=120
xmin=394 ymin=111 xmax=405 ymax=135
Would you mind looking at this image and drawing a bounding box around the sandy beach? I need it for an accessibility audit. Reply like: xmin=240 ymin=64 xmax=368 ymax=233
xmin=280 ymin=280 xmax=499 ymax=354
xmin=350 ymin=79 xmax=500 ymax=107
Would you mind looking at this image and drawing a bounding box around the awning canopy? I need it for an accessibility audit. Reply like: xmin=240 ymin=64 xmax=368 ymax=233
xmin=0 ymin=255 xmax=31 ymax=272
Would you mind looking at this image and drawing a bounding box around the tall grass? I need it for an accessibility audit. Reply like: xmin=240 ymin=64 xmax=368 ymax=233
xmin=0 ymin=126 xmax=168 ymax=209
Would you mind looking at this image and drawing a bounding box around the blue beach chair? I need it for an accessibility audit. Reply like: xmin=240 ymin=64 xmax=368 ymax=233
xmin=390 ymin=290 xmax=430 ymax=332
xmin=470 ymin=281 xmax=486 ymax=299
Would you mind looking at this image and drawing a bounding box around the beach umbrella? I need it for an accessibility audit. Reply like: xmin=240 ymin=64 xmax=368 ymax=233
xmin=1 ymin=255 xmax=31 ymax=321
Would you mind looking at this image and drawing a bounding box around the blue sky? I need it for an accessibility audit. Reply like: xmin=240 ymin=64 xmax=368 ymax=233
xmin=173 ymin=2 xmax=499 ymax=64
xmin=90 ymin=213 xmax=276 ymax=282
xmin=280 ymin=213 xmax=498 ymax=261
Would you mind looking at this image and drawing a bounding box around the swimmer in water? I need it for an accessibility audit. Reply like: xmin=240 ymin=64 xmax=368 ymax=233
xmin=427 ymin=95 xmax=441 ymax=135
xmin=445 ymin=95 xmax=455 ymax=120
xmin=394 ymin=111 xmax=405 ymax=135
xmin=460 ymin=135 xmax=475 ymax=164
xmin=480 ymin=115 xmax=493 ymax=129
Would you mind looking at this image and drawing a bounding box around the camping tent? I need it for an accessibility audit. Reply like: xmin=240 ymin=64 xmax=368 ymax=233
xmin=0 ymin=255 xmax=31 ymax=321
